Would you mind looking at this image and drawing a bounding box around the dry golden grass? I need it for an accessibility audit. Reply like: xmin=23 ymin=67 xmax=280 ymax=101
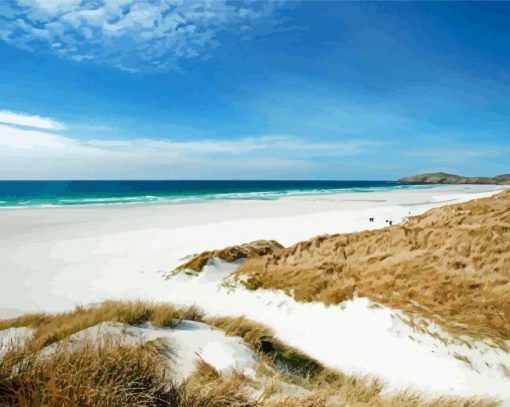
xmin=0 ymin=338 xmax=178 ymax=407
xmin=235 ymin=189 xmax=510 ymax=344
xmin=170 ymin=240 xmax=283 ymax=276
xmin=0 ymin=300 xmax=204 ymax=351
xmin=0 ymin=339 xmax=267 ymax=407
xmin=0 ymin=302 xmax=499 ymax=406
xmin=206 ymin=316 xmax=496 ymax=407
xmin=207 ymin=316 xmax=320 ymax=376
xmin=184 ymin=360 xmax=257 ymax=406
xmin=184 ymin=359 xmax=326 ymax=407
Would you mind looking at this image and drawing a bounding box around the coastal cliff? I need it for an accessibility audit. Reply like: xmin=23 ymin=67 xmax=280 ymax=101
xmin=398 ymin=172 xmax=510 ymax=185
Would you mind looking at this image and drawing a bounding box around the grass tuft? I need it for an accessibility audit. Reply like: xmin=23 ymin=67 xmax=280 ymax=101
xmin=0 ymin=338 xmax=178 ymax=407
xmin=0 ymin=300 xmax=204 ymax=351
xmin=170 ymin=240 xmax=284 ymax=276
xmin=206 ymin=316 xmax=319 ymax=376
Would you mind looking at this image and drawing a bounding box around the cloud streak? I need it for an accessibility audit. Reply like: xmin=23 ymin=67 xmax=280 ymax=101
xmin=0 ymin=113 xmax=376 ymax=179
xmin=0 ymin=109 xmax=66 ymax=130
xmin=87 ymin=135 xmax=374 ymax=157
xmin=0 ymin=0 xmax=286 ymax=72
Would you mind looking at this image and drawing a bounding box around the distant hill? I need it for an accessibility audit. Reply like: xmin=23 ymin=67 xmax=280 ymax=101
xmin=397 ymin=172 xmax=510 ymax=185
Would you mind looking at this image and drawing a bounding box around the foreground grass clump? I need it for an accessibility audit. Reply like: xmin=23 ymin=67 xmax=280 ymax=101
xmin=0 ymin=302 xmax=499 ymax=406
xmin=0 ymin=300 xmax=204 ymax=350
xmin=207 ymin=316 xmax=320 ymax=376
xmin=208 ymin=316 xmax=380 ymax=402
xmin=0 ymin=339 xmax=178 ymax=407
xmin=206 ymin=316 xmax=496 ymax=407
xmin=0 ymin=340 xmax=494 ymax=407
xmin=235 ymin=189 xmax=510 ymax=344
xmin=184 ymin=359 xmax=257 ymax=406
xmin=0 ymin=340 xmax=319 ymax=407
xmin=185 ymin=359 xmax=327 ymax=407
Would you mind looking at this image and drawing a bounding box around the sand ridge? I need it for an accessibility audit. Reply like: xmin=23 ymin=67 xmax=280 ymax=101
xmin=235 ymin=189 xmax=510 ymax=343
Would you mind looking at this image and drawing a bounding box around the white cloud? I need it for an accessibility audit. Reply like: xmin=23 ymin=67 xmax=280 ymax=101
xmin=0 ymin=0 xmax=286 ymax=72
xmin=87 ymin=135 xmax=373 ymax=157
xmin=0 ymin=110 xmax=66 ymax=130
xmin=0 ymin=124 xmax=74 ymax=149
xmin=0 ymin=115 xmax=374 ymax=179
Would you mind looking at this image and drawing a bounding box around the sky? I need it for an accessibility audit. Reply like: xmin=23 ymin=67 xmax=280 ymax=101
xmin=0 ymin=0 xmax=509 ymax=180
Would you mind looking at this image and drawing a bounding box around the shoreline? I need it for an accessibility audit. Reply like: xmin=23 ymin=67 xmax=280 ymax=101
xmin=1 ymin=184 xmax=509 ymax=400
xmin=0 ymin=183 xmax=489 ymax=210
xmin=0 ymin=180 xmax=404 ymax=210
xmin=0 ymin=184 xmax=505 ymax=318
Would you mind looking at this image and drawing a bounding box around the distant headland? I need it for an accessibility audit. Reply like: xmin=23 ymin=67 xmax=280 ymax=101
xmin=398 ymin=172 xmax=510 ymax=185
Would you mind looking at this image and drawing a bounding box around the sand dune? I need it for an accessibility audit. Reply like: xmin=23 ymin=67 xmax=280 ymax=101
xmin=1 ymin=184 xmax=509 ymax=402
xmin=235 ymin=189 xmax=510 ymax=344
xmin=0 ymin=301 xmax=498 ymax=406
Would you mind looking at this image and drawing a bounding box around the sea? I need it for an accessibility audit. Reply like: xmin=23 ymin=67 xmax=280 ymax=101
xmin=0 ymin=180 xmax=427 ymax=208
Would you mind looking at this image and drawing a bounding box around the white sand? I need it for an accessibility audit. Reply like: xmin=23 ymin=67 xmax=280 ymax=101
xmin=164 ymin=259 xmax=510 ymax=400
xmin=38 ymin=320 xmax=257 ymax=382
xmin=1 ymin=184 xmax=509 ymax=400
xmin=0 ymin=184 xmax=503 ymax=316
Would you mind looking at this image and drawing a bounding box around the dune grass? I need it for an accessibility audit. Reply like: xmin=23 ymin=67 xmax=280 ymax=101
xmin=206 ymin=316 xmax=497 ymax=407
xmin=184 ymin=360 xmax=257 ymax=406
xmin=0 ymin=301 xmax=499 ymax=406
xmin=169 ymin=240 xmax=284 ymax=277
xmin=206 ymin=316 xmax=320 ymax=376
xmin=0 ymin=338 xmax=178 ymax=407
xmin=235 ymin=189 xmax=510 ymax=345
xmin=0 ymin=300 xmax=204 ymax=351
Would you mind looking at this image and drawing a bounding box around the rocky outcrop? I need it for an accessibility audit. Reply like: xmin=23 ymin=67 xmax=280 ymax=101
xmin=171 ymin=240 xmax=284 ymax=275
xmin=494 ymin=174 xmax=510 ymax=185
xmin=397 ymin=172 xmax=510 ymax=185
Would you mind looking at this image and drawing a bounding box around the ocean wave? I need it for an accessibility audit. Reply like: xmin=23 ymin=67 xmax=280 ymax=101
xmin=57 ymin=195 xmax=166 ymax=204
xmin=0 ymin=183 xmax=436 ymax=208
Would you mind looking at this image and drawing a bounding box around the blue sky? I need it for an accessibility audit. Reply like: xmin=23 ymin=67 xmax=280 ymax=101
xmin=0 ymin=0 xmax=509 ymax=180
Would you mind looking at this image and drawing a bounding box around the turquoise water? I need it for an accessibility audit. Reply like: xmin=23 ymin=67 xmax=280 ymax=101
xmin=0 ymin=180 xmax=429 ymax=208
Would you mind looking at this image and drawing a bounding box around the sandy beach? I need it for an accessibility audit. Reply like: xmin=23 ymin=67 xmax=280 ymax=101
xmin=1 ymin=183 xmax=510 ymax=400
xmin=0 ymin=184 xmax=504 ymax=317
